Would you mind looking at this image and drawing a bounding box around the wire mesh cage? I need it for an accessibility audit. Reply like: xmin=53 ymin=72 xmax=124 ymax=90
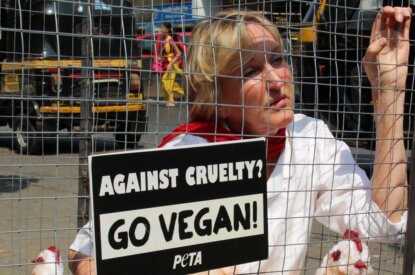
xmin=0 ymin=0 xmax=414 ymax=274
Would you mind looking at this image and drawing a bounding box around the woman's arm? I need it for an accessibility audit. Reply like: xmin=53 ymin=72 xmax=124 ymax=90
xmin=68 ymin=250 xmax=96 ymax=275
xmin=363 ymin=6 xmax=412 ymax=222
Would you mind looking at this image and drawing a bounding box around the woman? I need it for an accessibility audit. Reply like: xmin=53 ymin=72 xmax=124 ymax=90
xmin=69 ymin=7 xmax=411 ymax=274
xmin=159 ymin=22 xmax=184 ymax=107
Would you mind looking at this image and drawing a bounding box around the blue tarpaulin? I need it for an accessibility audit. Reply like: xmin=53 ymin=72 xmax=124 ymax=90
xmin=136 ymin=3 xmax=199 ymax=28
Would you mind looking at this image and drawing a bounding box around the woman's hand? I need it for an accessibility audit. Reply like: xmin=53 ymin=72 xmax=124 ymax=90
xmin=363 ymin=6 xmax=411 ymax=98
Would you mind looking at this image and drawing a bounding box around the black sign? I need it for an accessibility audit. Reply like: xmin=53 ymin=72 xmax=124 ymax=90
xmin=89 ymin=138 xmax=268 ymax=274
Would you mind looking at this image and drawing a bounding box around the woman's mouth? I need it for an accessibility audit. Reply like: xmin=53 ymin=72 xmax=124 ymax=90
xmin=270 ymin=96 xmax=288 ymax=109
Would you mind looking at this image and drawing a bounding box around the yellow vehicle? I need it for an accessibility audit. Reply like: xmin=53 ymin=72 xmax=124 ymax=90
xmin=0 ymin=0 xmax=147 ymax=154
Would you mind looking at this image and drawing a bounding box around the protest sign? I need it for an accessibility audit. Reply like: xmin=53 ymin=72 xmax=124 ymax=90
xmin=89 ymin=138 xmax=268 ymax=274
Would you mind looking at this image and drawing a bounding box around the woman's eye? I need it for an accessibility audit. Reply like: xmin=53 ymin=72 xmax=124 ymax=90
xmin=272 ymin=57 xmax=283 ymax=66
xmin=243 ymin=68 xmax=259 ymax=78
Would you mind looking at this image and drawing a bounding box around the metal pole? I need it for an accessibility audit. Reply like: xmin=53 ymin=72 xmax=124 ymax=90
xmin=403 ymin=133 xmax=415 ymax=274
xmin=77 ymin=0 xmax=92 ymax=229
xmin=402 ymin=114 xmax=415 ymax=275
xmin=398 ymin=1 xmax=415 ymax=273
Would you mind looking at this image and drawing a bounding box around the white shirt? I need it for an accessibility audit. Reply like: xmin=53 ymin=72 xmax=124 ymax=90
xmin=70 ymin=114 xmax=406 ymax=274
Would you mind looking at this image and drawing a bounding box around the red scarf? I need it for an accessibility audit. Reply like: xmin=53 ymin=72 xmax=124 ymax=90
xmin=158 ymin=121 xmax=286 ymax=162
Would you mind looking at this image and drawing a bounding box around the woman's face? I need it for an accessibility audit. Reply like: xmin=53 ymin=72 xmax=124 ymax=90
xmin=218 ymin=24 xmax=294 ymax=136
xmin=160 ymin=25 xmax=169 ymax=35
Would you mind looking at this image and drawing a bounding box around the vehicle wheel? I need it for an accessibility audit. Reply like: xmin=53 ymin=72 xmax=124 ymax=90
xmin=115 ymin=113 xmax=146 ymax=149
xmin=13 ymin=115 xmax=40 ymax=154
xmin=0 ymin=117 xmax=8 ymax=127
xmin=346 ymin=66 xmax=375 ymax=149
xmin=298 ymin=55 xmax=319 ymax=118
xmin=317 ymin=76 xmax=371 ymax=147
xmin=301 ymin=59 xmax=375 ymax=148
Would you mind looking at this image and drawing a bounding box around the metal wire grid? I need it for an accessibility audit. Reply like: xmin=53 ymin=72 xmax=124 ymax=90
xmin=0 ymin=0 xmax=413 ymax=274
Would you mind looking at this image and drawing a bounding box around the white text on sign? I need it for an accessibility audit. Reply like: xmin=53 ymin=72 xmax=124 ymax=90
xmin=98 ymin=160 xmax=263 ymax=197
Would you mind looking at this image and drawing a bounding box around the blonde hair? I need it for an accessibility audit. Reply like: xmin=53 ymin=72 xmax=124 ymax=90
xmin=186 ymin=10 xmax=283 ymax=120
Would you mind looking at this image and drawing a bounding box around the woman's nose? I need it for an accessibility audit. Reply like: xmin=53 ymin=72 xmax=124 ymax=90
xmin=265 ymin=65 xmax=286 ymax=90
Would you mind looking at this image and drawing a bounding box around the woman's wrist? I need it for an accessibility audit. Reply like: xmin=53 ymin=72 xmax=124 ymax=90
xmin=372 ymin=88 xmax=405 ymax=113
xmin=372 ymin=89 xmax=405 ymax=140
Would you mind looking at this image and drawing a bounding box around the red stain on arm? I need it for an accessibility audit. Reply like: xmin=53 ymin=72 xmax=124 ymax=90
xmin=343 ymin=229 xmax=363 ymax=253
xmin=47 ymin=246 xmax=61 ymax=264
xmin=354 ymin=259 xmax=367 ymax=269
xmin=31 ymin=257 xmax=45 ymax=263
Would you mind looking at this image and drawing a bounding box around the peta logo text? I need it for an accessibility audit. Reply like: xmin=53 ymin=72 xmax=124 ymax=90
xmin=172 ymin=251 xmax=202 ymax=269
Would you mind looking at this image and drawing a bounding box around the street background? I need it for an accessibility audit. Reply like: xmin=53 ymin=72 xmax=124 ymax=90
xmin=1 ymin=0 xmax=414 ymax=274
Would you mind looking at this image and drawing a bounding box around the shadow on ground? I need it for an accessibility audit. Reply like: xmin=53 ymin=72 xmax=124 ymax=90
xmin=0 ymin=175 xmax=39 ymax=193
xmin=0 ymin=132 xmax=143 ymax=155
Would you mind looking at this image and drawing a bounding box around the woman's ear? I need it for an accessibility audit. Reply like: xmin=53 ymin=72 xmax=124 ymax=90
xmin=216 ymin=87 xmax=228 ymax=120
xmin=217 ymin=104 xmax=228 ymax=120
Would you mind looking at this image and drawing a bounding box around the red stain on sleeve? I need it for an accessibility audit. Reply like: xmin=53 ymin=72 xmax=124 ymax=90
xmin=331 ymin=250 xmax=341 ymax=261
